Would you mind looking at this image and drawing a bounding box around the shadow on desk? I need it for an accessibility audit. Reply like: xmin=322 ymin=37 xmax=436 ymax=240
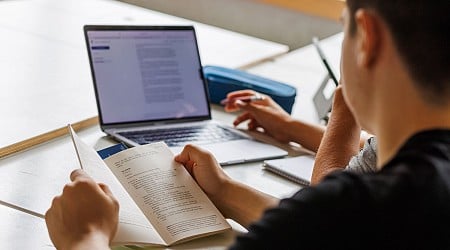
xmin=113 ymin=223 xmax=240 ymax=250
xmin=243 ymin=129 xmax=315 ymax=157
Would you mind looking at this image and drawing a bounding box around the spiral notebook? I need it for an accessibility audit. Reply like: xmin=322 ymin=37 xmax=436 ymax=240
xmin=263 ymin=155 xmax=315 ymax=186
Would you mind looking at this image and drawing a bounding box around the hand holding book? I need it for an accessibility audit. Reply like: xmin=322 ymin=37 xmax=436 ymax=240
xmin=58 ymin=125 xmax=230 ymax=247
xmin=45 ymin=169 xmax=119 ymax=250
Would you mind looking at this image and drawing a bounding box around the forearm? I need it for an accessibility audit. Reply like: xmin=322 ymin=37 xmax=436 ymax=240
xmin=212 ymin=179 xmax=279 ymax=229
xmin=63 ymin=233 xmax=110 ymax=250
xmin=285 ymin=119 xmax=367 ymax=152
xmin=284 ymin=119 xmax=326 ymax=152
xmin=311 ymin=107 xmax=361 ymax=185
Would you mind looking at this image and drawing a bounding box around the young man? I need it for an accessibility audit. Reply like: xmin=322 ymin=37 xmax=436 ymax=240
xmin=45 ymin=0 xmax=450 ymax=249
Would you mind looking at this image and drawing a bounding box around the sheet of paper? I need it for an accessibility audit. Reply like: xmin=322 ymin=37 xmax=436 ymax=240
xmin=69 ymin=126 xmax=165 ymax=245
xmin=104 ymin=142 xmax=230 ymax=245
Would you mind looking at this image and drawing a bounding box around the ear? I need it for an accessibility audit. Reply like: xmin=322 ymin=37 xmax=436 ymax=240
xmin=354 ymin=9 xmax=382 ymax=68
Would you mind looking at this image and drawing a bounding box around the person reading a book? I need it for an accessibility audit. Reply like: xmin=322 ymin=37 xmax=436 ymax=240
xmin=46 ymin=0 xmax=450 ymax=248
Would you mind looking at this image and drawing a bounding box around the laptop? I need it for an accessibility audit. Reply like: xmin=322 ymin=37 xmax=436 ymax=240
xmin=84 ymin=25 xmax=287 ymax=165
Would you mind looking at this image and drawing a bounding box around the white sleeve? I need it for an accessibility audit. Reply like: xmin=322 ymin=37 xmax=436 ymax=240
xmin=345 ymin=137 xmax=378 ymax=174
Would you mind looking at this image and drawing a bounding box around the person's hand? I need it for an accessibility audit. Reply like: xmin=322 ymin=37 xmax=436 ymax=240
xmin=174 ymin=145 xmax=232 ymax=203
xmin=330 ymin=85 xmax=357 ymax=124
xmin=174 ymin=144 xmax=278 ymax=227
xmin=223 ymin=90 xmax=293 ymax=143
xmin=45 ymin=169 xmax=119 ymax=250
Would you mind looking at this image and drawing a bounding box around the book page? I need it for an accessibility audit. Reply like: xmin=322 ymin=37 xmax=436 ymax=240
xmin=69 ymin=126 xmax=165 ymax=246
xmin=104 ymin=142 xmax=230 ymax=245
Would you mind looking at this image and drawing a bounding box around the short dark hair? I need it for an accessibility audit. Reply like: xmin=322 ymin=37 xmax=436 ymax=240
xmin=346 ymin=0 xmax=450 ymax=105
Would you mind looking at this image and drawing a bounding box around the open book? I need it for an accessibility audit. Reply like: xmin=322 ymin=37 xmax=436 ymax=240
xmin=68 ymin=125 xmax=231 ymax=246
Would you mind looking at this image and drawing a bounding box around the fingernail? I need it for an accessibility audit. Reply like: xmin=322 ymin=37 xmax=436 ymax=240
xmin=235 ymin=100 xmax=245 ymax=106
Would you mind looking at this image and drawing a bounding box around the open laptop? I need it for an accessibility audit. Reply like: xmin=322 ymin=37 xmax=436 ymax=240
xmin=84 ymin=25 xmax=287 ymax=165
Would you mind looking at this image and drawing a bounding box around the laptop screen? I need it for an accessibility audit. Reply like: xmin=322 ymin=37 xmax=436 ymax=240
xmin=85 ymin=26 xmax=210 ymax=126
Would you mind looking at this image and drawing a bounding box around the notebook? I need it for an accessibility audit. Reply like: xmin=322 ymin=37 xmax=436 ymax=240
xmin=263 ymin=155 xmax=315 ymax=186
xmin=84 ymin=25 xmax=287 ymax=165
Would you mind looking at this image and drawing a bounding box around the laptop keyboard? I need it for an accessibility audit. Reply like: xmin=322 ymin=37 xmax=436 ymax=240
xmin=118 ymin=124 xmax=246 ymax=147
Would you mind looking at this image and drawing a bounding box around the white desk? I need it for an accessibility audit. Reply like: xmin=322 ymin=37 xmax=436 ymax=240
xmin=248 ymin=33 xmax=343 ymax=124
xmin=0 ymin=205 xmax=53 ymax=249
xmin=0 ymin=0 xmax=288 ymax=155
xmin=0 ymin=110 xmax=301 ymax=250
xmin=0 ymin=33 xmax=342 ymax=249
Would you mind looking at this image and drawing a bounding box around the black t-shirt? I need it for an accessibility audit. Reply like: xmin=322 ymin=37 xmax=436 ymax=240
xmin=230 ymin=130 xmax=450 ymax=250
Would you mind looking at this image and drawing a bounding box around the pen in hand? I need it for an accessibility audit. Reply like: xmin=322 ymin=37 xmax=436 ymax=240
xmin=220 ymin=94 xmax=265 ymax=106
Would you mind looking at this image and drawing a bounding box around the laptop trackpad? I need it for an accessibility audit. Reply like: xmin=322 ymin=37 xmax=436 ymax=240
xmin=170 ymin=140 xmax=287 ymax=166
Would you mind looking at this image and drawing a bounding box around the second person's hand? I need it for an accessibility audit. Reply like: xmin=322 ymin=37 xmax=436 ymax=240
xmin=223 ymin=90 xmax=294 ymax=143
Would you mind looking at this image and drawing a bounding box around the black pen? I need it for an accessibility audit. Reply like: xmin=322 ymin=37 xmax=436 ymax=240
xmin=312 ymin=37 xmax=339 ymax=86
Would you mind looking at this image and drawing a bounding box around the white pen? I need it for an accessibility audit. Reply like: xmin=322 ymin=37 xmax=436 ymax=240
xmin=220 ymin=94 xmax=265 ymax=105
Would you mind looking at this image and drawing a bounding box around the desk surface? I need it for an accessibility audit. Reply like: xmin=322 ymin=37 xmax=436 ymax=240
xmin=0 ymin=108 xmax=302 ymax=250
xmin=0 ymin=32 xmax=343 ymax=249
xmin=247 ymin=32 xmax=343 ymax=124
xmin=0 ymin=0 xmax=288 ymax=155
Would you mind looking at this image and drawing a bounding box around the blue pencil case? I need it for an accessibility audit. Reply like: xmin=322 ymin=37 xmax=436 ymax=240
xmin=203 ymin=65 xmax=297 ymax=114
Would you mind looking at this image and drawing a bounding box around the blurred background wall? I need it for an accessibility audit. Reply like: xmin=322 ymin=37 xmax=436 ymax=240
xmin=119 ymin=0 xmax=343 ymax=50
